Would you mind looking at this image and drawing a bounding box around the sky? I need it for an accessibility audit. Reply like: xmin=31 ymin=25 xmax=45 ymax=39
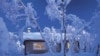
xmin=27 ymin=0 xmax=98 ymax=31
xmin=0 ymin=0 xmax=99 ymax=32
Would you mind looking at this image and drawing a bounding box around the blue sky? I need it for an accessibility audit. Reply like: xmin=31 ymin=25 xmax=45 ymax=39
xmin=28 ymin=0 xmax=98 ymax=31
xmin=1 ymin=0 xmax=98 ymax=32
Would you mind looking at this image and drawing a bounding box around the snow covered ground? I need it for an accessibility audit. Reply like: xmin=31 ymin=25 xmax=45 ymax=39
xmin=25 ymin=52 xmax=97 ymax=56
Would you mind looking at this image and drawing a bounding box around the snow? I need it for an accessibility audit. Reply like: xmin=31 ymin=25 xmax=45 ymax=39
xmin=23 ymin=32 xmax=43 ymax=40
xmin=97 ymin=0 xmax=100 ymax=7
xmin=0 ymin=0 xmax=100 ymax=56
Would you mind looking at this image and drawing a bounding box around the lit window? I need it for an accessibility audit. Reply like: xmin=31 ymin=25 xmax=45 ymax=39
xmin=66 ymin=42 xmax=70 ymax=49
xmin=33 ymin=42 xmax=46 ymax=50
xmin=67 ymin=42 xmax=70 ymax=48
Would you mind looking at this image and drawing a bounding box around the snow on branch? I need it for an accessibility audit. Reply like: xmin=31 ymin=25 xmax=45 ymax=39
xmin=66 ymin=14 xmax=85 ymax=29
xmin=97 ymin=0 xmax=100 ymax=7
xmin=45 ymin=0 xmax=71 ymax=20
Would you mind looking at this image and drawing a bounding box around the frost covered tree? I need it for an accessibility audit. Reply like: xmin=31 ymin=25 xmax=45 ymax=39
xmin=0 ymin=0 xmax=50 ymax=55
xmin=0 ymin=17 xmax=10 ymax=56
xmin=45 ymin=0 xmax=98 ymax=56
xmin=0 ymin=0 xmax=43 ymax=43
xmin=97 ymin=0 xmax=100 ymax=7
xmin=45 ymin=0 xmax=71 ymax=56
xmin=0 ymin=17 xmax=24 ymax=56
xmin=90 ymin=6 xmax=100 ymax=56
xmin=43 ymin=27 xmax=62 ymax=53
xmin=0 ymin=0 xmax=42 ymax=55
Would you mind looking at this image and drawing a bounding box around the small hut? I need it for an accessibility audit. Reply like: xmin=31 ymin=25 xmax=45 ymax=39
xmin=23 ymin=32 xmax=48 ymax=55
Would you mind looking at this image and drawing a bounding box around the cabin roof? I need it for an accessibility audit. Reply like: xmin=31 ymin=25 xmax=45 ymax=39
xmin=23 ymin=32 xmax=43 ymax=40
xmin=23 ymin=32 xmax=81 ymax=41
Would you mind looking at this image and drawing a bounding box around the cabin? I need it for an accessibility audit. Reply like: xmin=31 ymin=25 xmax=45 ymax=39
xmin=23 ymin=32 xmax=49 ymax=55
xmin=23 ymin=32 xmax=80 ymax=55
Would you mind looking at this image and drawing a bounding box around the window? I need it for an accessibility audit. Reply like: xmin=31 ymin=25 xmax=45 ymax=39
xmin=33 ymin=42 xmax=47 ymax=50
xmin=66 ymin=42 xmax=70 ymax=49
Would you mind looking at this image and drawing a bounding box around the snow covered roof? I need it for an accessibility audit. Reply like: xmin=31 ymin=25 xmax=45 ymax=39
xmin=23 ymin=32 xmax=79 ymax=41
xmin=23 ymin=32 xmax=43 ymax=40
